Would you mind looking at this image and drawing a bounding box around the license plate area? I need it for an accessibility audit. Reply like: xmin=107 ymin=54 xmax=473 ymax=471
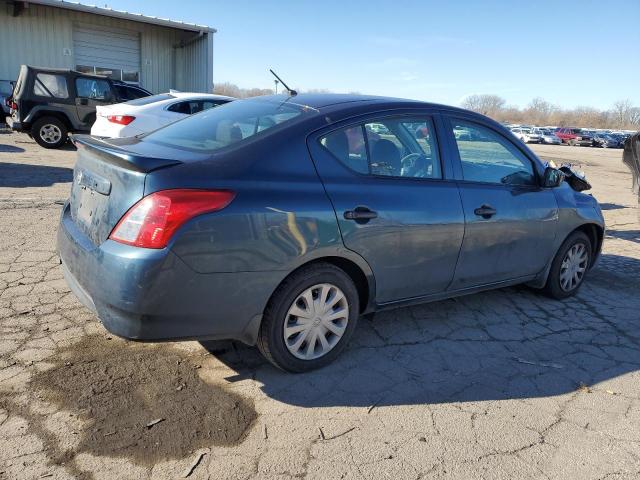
xmin=75 ymin=186 xmax=104 ymax=233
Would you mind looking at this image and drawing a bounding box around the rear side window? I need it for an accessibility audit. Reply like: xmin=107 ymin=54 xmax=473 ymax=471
xmin=33 ymin=73 xmax=68 ymax=98
xmin=320 ymin=117 xmax=442 ymax=179
xmin=167 ymin=100 xmax=225 ymax=115
xmin=144 ymin=98 xmax=312 ymax=152
xmin=167 ymin=101 xmax=193 ymax=114
xmin=76 ymin=78 xmax=112 ymax=100
xmin=450 ymin=119 xmax=536 ymax=186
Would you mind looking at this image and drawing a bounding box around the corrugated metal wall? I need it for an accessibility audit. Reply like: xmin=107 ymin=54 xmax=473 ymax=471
xmin=0 ymin=0 xmax=212 ymax=93
xmin=175 ymin=32 xmax=214 ymax=93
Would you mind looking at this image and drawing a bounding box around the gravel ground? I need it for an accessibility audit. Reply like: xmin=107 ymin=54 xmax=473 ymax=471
xmin=0 ymin=130 xmax=639 ymax=480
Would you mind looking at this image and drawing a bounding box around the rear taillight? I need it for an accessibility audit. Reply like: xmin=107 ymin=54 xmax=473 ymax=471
xmin=109 ymin=189 xmax=235 ymax=249
xmin=107 ymin=115 xmax=135 ymax=125
xmin=10 ymin=101 xmax=17 ymax=110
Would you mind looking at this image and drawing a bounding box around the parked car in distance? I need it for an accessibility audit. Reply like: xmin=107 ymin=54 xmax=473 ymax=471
xmin=537 ymin=129 xmax=562 ymax=145
xmin=91 ymin=92 xmax=234 ymax=138
xmin=555 ymin=127 xmax=593 ymax=146
xmin=58 ymin=94 xmax=604 ymax=372
xmin=610 ymin=132 xmax=629 ymax=147
xmin=368 ymin=122 xmax=390 ymax=134
xmin=0 ymin=80 xmax=13 ymax=119
xmin=591 ymin=132 xmax=620 ymax=148
xmin=6 ymin=65 xmax=151 ymax=148
xmin=511 ymin=127 xmax=541 ymax=143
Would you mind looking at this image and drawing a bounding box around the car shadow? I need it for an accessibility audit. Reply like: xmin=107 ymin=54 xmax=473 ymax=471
xmin=202 ymin=253 xmax=640 ymax=408
xmin=599 ymin=202 xmax=628 ymax=211
xmin=0 ymin=161 xmax=73 ymax=187
xmin=606 ymin=229 xmax=640 ymax=244
xmin=0 ymin=144 xmax=25 ymax=153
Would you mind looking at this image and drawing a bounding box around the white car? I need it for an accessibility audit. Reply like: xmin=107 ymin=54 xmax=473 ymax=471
xmin=510 ymin=127 xmax=541 ymax=144
xmin=91 ymin=92 xmax=235 ymax=138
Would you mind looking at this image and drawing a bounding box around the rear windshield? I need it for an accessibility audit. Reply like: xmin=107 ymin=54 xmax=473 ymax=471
xmin=125 ymin=93 xmax=175 ymax=106
xmin=143 ymin=98 xmax=316 ymax=152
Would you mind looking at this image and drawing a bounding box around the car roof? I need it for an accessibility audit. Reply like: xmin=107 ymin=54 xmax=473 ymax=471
xmin=168 ymin=92 xmax=236 ymax=101
xmin=22 ymin=65 xmax=108 ymax=81
xmin=248 ymin=93 xmax=474 ymax=116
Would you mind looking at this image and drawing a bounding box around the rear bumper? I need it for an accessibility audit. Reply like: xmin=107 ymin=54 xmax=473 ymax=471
xmin=6 ymin=116 xmax=23 ymax=131
xmin=57 ymin=202 xmax=281 ymax=344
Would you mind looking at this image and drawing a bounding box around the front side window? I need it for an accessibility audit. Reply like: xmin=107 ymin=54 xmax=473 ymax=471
xmin=320 ymin=117 xmax=442 ymax=179
xmin=75 ymin=78 xmax=112 ymax=100
xmin=451 ymin=119 xmax=536 ymax=186
xmin=33 ymin=73 xmax=69 ymax=98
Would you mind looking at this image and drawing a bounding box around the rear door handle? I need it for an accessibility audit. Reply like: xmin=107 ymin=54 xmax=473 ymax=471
xmin=344 ymin=206 xmax=378 ymax=221
xmin=474 ymin=204 xmax=497 ymax=219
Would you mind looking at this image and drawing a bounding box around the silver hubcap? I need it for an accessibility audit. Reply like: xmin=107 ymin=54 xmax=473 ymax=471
xmin=40 ymin=124 xmax=62 ymax=144
xmin=284 ymin=283 xmax=349 ymax=360
xmin=559 ymin=243 xmax=588 ymax=291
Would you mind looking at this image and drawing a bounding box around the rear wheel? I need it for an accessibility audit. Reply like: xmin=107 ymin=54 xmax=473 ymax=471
xmin=544 ymin=231 xmax=592 ymax=299
xmin=257 ymin=263 xmax=359 ymax=372
xmin=32 ymin=116 xmax=67 ymax=149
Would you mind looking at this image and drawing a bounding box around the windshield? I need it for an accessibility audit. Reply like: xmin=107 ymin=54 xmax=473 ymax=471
xmin=125 ymin=93 xmax=175 ymax=106
xmin=144 ymin=98 xmax=315 ymax=152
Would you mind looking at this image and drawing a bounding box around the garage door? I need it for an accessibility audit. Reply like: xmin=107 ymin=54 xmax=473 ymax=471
xmin=73 ymin=24 xmax=140 ymax=83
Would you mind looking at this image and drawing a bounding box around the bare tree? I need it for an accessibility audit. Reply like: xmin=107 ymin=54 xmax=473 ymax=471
xmin=459 ymin=94 xmax=639 ymax=130
xmin=213 ymin=82 xmax=274 ymax=98
xmin=460 ymin=94 xmax=506 ymax=116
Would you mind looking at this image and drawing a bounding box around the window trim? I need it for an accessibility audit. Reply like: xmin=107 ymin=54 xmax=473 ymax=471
xmin=316 ymin=113 xmax=447 ymax=182
xmin=445 ymin=115 xmax=543 ymax=188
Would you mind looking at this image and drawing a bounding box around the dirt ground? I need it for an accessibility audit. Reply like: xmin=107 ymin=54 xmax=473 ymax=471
xmin=0 ymin=129 xmax=639 ymax=480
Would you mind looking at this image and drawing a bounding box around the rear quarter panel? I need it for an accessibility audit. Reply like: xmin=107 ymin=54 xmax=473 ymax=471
xmin=146 ymin=124 xmax=351 ymax=274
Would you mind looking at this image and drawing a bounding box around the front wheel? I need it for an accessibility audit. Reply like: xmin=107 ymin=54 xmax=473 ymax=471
xmin=544 ymin=231 xmax=592 ymax=299
xmin=257 ymin=263 xmax=359 ymax=372
xmin=32 ymin=116 xmax=68 ymax=149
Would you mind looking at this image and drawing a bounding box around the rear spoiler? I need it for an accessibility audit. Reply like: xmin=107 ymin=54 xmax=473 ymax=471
xmin=71 ymin=134 xmax=182 ymax=173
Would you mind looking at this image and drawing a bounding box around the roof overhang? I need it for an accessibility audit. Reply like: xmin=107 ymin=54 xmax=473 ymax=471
xmin=21 ymin=0 xmax=217 ymax=33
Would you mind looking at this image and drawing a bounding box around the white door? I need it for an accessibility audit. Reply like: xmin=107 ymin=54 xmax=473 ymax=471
xmin=73 ymin=24 xmax=141 ymax=83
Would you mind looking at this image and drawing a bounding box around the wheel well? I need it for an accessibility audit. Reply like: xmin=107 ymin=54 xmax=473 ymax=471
xmin=31 ymin=111 xmax=72 ymax=132
xmin=281 ymin=257 xmax=371 ymax=313
xmin=573 ymin=223 xmax=603 ymax=267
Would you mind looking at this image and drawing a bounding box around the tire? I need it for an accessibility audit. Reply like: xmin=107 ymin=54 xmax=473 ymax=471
xmin=257 ymin=263 xmax=360 ymax=372
xmin=543 ymin=231 xmax=592 ymax=300
xmin=568 ymin=139 xmax=576 ymax=146
xmin=32 ymin=116 xmax=68 ymax=149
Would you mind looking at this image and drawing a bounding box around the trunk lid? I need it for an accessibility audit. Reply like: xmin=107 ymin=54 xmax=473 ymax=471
xmin=69 ymin=135 xmax=183 ymax=246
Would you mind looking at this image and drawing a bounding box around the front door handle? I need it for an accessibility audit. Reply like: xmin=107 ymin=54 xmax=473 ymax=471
xmin=474 ymin=204 xmax=496 ymax=219
xmin=344 ymin=206 xmax=378 ymax=222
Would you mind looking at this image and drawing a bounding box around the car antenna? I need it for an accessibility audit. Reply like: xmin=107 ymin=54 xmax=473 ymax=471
xmin=270 ymin=69 xmax=297 ymax=96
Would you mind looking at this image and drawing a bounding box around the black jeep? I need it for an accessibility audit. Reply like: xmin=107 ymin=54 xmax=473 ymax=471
xmin=5 ymin=65 xmax=151 ymax=148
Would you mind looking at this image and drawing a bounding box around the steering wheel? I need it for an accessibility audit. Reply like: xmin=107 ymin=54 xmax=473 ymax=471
xmin=400 ymin=153 xmax=430 ymax=177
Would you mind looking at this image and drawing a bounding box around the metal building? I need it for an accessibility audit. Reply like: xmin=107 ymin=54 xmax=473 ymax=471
xmin=0 ymin=0 xmax=215 ymax=93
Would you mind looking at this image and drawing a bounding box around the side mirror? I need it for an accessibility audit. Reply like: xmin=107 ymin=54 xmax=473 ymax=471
xmin=543 ymin=167 xmax=564 ymax=188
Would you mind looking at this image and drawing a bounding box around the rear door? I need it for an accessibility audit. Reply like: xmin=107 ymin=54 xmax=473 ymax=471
xmin=308 ymin=112 xmax=465 ymax=303
xmin=443 ymin=117 xmax=558 ymax=290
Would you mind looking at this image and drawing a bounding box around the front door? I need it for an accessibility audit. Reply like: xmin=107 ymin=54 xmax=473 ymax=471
xmin=74 ymin=77 xmax=115 ymax=129
xmin=444 ymin=117 xmax=558 ymax=290
xmin=308 ymin=114 xmax=465 ymax=303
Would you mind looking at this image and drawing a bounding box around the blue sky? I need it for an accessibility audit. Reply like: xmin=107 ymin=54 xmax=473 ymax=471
xmin=105 ymin=0 xmax=640 ymax=110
